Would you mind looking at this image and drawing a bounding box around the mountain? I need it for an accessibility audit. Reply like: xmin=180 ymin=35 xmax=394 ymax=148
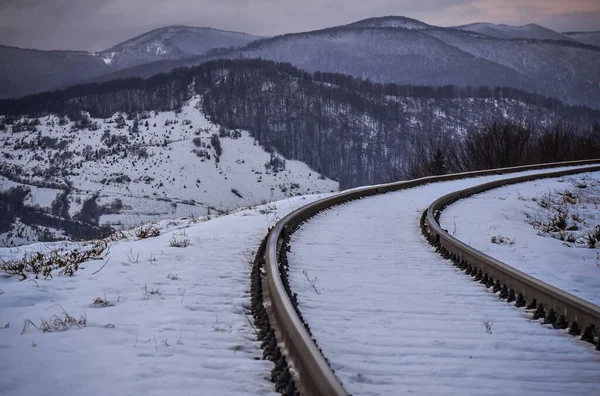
xmin=343 ymin=15 xmax=432 ymax=30
xmin=98 ymin=26 xmax=260 ymax=69
xmin=2 ymin=16 xmax=599 ymax=108
xmin=454 ymin=22 xmax=575 ymax=42
xmin=230 ymin=25 xmax=600 ymax=109
xmin=563 ymin=31 xmax=600 ymax=47
xmin=0 ymin=45 xmax=111 ymax=100
xmin=83 ymin=18 xmax=600 ymax=109
xmin=0 ymin=26 xmax=260 ymax=99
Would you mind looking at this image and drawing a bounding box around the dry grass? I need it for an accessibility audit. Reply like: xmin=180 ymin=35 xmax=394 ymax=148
xmin=21 ymin=306 xmax=87 ymax=334
xmin=1 ymin=240 xmax=108 ymax=280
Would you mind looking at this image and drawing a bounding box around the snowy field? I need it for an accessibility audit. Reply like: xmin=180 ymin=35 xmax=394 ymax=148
xmin=0 ymin=194 xmax=328 ymax=396
xmin=288 ymin=166 xmax=600 ymax=395
xmin=440 ymin=171 xmax=600 ymax=305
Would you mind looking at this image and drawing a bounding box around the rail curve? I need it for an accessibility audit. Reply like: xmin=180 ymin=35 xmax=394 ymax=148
xmin=423 ymin=166 xmax=600 ymax=347
xmin=253 ymin=159 xmax=600 ymax=395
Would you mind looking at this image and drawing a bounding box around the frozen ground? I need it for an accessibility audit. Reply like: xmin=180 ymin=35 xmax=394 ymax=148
xmin=441 ymin=171 xmax=600 ymax=305
xmin=288 ymin=165 xmax=600 ymax=395
xmin=0 ymin=194 xmax=328 ymax=396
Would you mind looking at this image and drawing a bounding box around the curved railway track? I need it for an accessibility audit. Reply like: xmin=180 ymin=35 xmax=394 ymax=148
xmin=250 ymin=160 xmax=600 ymax=395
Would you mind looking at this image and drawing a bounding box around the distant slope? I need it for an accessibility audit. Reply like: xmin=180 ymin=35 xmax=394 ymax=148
xmin=454 ymin=22 xmax=575 ymax=42
xmin=85 ymin=18 xmax=600 ymax=109
xmin=3 ymin=16 xmax=599 ymax=109
xmin=0 ymin=45 xmax=111 ymax=99
xmin=98 ymin=26 xmax=260 ymax=69
xmin=233 ymin=27 xmax=534 ymax=89
xmin=0 ymin=26 xmax=260 ymax=99
xmin=232 ymin=25 xmax=600 ymax=108
xmin=563 ymin=31 xmax=600 ymax=47
xmin=422 ymin=28 xmax=600 ymax=109
xmin=343 ymin=15 xmax=432 ymax=29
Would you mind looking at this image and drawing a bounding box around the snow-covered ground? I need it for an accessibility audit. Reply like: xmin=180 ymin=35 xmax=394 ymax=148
xmin=0 ymin=194 xmax=328 ymax=396
xmin=441 ymin=171 xmax=600 ymax=305
xmin=287 ymin=166 xmax=600 ymax=395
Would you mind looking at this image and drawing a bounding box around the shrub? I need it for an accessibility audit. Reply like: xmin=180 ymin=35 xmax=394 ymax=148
xmin=169 ymin=237 xmax=190 ymax=247
xmin=135 ymin=226 xmax=160 ymax=239
xmin=490 ymin=235 xmax=515 ymax=246
xmin=586 ymin=226 xmax=600 ymax=248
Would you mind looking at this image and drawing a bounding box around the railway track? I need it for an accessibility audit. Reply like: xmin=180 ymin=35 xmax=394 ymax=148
xmin=250 ymin=160 xmax=600 ymax=395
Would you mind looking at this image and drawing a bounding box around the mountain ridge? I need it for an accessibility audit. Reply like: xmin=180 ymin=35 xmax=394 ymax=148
xmin=2 ymin=15 xmax=600 ymax=108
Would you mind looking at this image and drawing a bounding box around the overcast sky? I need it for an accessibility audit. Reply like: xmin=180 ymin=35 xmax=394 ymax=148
xmin=1 ymin=0 xmax=599 ymax=51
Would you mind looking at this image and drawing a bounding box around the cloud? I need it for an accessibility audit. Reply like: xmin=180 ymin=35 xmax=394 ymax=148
xmin=0 ymin=0 xmax=598 ymax=51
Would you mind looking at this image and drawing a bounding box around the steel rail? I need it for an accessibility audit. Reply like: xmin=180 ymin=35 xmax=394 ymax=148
xmin=262 ymin=159 xmax=600 ymax=395
xmin=424 ymin=164 xmax=600 ymax=346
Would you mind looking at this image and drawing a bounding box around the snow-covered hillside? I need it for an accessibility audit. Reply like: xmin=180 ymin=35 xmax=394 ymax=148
xmin=0 ymin=97 xmax=337 ymax=246
xmin=454 ymin=23 xmax=575 ymax=42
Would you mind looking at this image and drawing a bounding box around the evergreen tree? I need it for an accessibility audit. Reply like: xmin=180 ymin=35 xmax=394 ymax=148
xmin=427 ymin=149 xmax=447 ymax=175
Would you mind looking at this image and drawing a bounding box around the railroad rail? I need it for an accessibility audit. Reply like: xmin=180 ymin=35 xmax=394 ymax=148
xmin=251 ymin=159 xmax=600 ymax=396
xmin=423 ymin=166 xmax=600 ymax=347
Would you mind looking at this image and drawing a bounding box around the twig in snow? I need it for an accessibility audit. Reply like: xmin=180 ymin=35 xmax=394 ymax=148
xmin=125 ymin=246 xmax=139 ymax=264
xmin=171 ymin=333 xmax=183 ymax=353
xmin=484 ymin=320 xmax=493 ymax=334
xmin=302 ymin=270 xmax=321 ymax=295
xmin=153 ymin=335 xmax=158 ymax=351
xmin=181 ymin=289 xmax=186 ymax=303
xmin=245 ymin=314 xmax=259 ymax=338
xmin=91 ymin=258 xmax=110 ymax=275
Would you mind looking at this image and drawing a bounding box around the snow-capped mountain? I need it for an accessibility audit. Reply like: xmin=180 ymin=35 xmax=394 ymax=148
xmin=563 ymin=31 xmax=600 ymax=47
xmin=0 ymin=96 xmax=337 ymax=246
xmin=0 ymin=26 xmax=260 ymax=99
xmin=454 ymin=22 xmax=575 ymax=42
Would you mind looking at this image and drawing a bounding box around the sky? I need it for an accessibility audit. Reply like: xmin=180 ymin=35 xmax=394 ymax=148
xmin=0 ymin=0 xmax=599 ymax=51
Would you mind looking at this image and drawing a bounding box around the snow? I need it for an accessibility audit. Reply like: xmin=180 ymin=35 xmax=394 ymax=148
xmin=287 ymin=165 xmax=600 ymax=395
xmin=0 ymin=96 xmax=337 ymax=246
xmin=440 ymin=171 xmax=600 ymax=305
xmin=0 ymin=194 xmax=329 ymax=396
xmin=455 ymin=23 xmax=574 ymax=42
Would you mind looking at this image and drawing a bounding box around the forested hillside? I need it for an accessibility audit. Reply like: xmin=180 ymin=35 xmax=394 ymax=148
xmin=2 ymin=59 xmax=599 ymax=188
